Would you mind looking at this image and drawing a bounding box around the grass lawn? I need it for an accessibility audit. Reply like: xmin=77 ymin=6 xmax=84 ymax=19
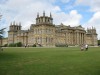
xmin=0 ymin=47 xmax=100 ymax=75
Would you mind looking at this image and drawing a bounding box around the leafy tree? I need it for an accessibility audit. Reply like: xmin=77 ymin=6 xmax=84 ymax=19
xmin=98 ymin=40 xmax=100 ymax=46
xmin=0 ymin=15 xmax=7 ymax=51
xmin=0 ymin=28 xmax=6 ymax=39
xmin=0 ymin=28 xmax=6 ymax=51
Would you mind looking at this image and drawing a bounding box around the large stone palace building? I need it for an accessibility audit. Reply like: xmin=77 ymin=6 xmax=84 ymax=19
xmin=1 ymin=12 xmax=98 ymax=47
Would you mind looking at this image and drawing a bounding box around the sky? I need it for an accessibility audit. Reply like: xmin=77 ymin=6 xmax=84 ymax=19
xmin=0 ymin=0 xmax=100 ymax=39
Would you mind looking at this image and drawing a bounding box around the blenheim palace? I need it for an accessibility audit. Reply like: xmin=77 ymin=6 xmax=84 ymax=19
xmin=1 ymin=12 xmax=98 ymax=47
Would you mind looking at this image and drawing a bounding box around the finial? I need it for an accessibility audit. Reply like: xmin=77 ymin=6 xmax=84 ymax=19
xmin=10 ymin=22 xmax=12 ymax=25
xmin=37 ymin=12 xmax=39 ymax=18
xmin=43 ymin=11 xmax=45 ymax=16
xmin=19 ymin=22 xmax=21 ymax=26
xmin=50 ymin=12 xmax=52 ymax=18
xmin=87 ymin=27 xmax=88 ymax=30
xmin=94 ymin=27 xmax=95 ymax=29
xmin=92 ymin=26 xmax=94 ymax=29
xmin=13 ymin=21 xmax=15 ymax=25
xmin=16 ymin=22 xmax=18 ymax=25
xmin=61 ymin=23 xmax=63 ymax=25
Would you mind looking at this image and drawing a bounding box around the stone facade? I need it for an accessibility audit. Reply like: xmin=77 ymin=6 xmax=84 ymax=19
xmin=1 ymin=12 xmax=98 ymax=47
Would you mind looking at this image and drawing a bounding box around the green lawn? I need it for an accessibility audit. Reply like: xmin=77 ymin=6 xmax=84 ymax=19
xmin=0 ymin=47 xmax=100 ymax=75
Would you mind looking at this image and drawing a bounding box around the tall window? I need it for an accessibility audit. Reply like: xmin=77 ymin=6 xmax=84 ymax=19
xmin=46 ymin=37 xmax=47 ymax=43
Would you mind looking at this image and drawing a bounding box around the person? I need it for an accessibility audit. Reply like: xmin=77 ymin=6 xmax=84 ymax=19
xmin=85 ymin=44 xmax=88 ymax=51
xmin=25 ymin=45 xmax=27 ymax=48
xmin=80 ymin=45 xmax=84 ymax=51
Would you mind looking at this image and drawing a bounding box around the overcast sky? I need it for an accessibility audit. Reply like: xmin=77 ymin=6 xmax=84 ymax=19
xmin=0 ymin=0 xmax=100 ymax=39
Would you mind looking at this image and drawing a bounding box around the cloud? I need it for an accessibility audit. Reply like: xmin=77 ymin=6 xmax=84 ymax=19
xmin=0 ymin=0 xmax=100 ymax=38
xmin=75 ymin=0 xmax=100 ymax=12
xmin=0 ymin=0 xmax=58 ymax=29
xmin=75 ymin=0 xmax=100 ymax=38
xmin=67 ymin=10 xmax=82 ymax=26
xmin=0 ymin=0 xmax=82 ymax=29
xmin=84 ymin=11 xmax=100 ymax=39
xmin=55 ymin=10 xmax=82 ymax=26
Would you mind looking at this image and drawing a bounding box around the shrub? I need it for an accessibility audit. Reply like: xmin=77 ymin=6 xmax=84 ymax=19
xmin=3 ymin=44 xmax=8 ymax=47
xmin=33 ymin=44 xmax=36 ymax=47
xmin=16 ymin=42 xmax=22 ymax=47
xmin=9 ymin=43 xmax=16 ymax=47
xmin=55 ymin=44 xmax=68 ymax=47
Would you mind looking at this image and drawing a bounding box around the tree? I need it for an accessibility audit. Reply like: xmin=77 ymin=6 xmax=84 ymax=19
xmin=98 ymin=40 xmax=100 ymax=46
xmin=0 ymin=28 xmax=6 ymax=46
xmin=0 ymin=14 xmax=6 ymax=45
xmin=0 ymin=14 xmax=6 ymax=50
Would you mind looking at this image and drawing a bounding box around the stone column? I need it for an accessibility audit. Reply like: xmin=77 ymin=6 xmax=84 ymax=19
xmin=70 ymin=32 xmax=72 ymax=45
xmin=80 ymin=33 xmax=82 ymax=45
xmin=81 ymin=33 xmax=83 ymax=44
xmin=69 ymin=32 xmax=71 ymax=45
xmin=82 ymin=33 xmax=84 ymax=44
xmin=67 ymin=32 xmax=69 ymax=45
xmin=84 ymin=33 xmax=86 ymax=44
xmin=76 ymin=32 xmax=77 ymax=45
xmin=68 ymin=32 xmax=70 ymax=45
xmin=79 ymin=32 xmax=80 ymax=45
xmin=80 ymin=33 xmax=81 ymax=45
xmin=70 ymin=32 xmax=71 ymax=45
xmin=72 ymin=32 xmax=74 ymax=45
xmin=77 ymin=32 xmax=79 ymax=45
xmin=82 ymin=33 xmax=83 ymax=44
xmin=71 ymin=32 xmax=73 ymax=45
xmin=75 ymin=32 xmax=77 ymax=45
xmin=78 ymin=32 xmax=80 ymax=45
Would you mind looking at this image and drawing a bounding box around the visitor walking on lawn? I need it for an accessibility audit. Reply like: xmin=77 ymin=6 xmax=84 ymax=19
xmin=80 ymin=45 xmax=84 ymax=51
xmin=85 ymin=44 xmax=88 ymax=51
